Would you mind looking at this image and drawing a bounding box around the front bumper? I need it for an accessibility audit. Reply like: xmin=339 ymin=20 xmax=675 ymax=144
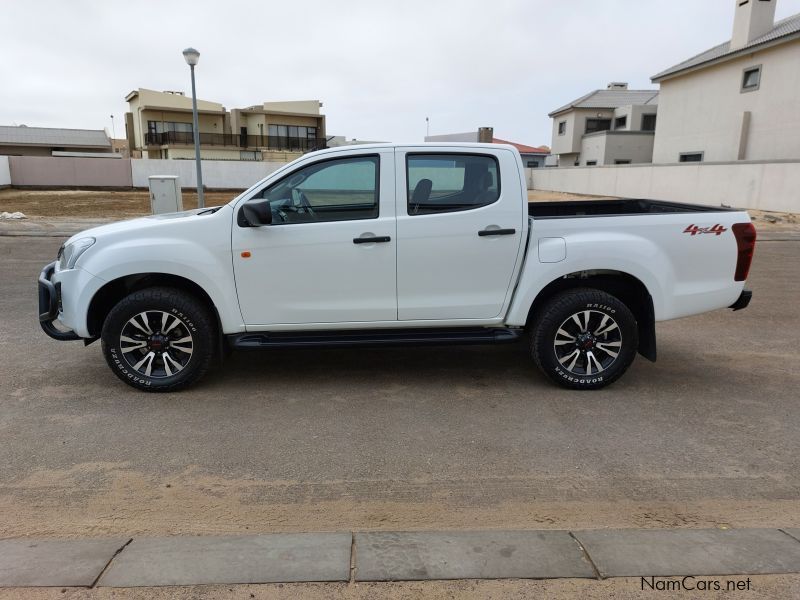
xmin=38 ymin=261 xmax=81 ymax=340
xmin=728 ymin=289 xmax=752 ymax=311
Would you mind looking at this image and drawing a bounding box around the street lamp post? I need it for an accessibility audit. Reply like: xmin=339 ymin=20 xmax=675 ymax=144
xmin=182 ymin=47 xmax=205 ymax=208
xmin=109 ymin=114 xmax=116 ymax=139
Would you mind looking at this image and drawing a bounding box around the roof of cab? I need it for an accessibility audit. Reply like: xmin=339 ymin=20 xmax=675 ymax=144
xmin=309 ymin=142 xmax=520 ymax=156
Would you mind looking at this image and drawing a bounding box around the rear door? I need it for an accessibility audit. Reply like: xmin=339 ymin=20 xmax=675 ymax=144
xmin=394 ymin=147 xmax=524 ymax=321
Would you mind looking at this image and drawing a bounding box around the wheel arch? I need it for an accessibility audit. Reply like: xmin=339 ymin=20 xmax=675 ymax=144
xmin=86 ymin=273 xmax=222 ymax=342
xmin=525 ymin=270 xmax=657 ymax=362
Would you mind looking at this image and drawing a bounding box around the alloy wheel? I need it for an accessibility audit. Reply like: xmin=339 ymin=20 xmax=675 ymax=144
xmin=118 ymin=311 xmax=194 ymax=378
xmin=553 ymin=309 xmax=622 ymax=376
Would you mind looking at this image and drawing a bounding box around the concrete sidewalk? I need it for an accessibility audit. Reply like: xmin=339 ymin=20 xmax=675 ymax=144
xmin=1 ymin=528 xmax=799 ymax=589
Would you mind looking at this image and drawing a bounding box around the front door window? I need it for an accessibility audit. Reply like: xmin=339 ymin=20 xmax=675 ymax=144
xmin=253 ymin=156 xmax=379 ymax=224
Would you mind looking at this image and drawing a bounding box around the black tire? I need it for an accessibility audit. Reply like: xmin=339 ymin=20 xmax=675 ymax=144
xmin=101 ymin=287 xmax=215 ymax=392
xmin=531 ymin=288 xmax=638 ymax=390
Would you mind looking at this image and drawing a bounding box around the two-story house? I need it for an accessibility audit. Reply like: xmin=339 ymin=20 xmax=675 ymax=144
xmin=125 ymin=89 xmax=326 ymax=161
xmin=651 ymin=0 xmax=800 ymax=163
xmin=548 ymin=83 xmax=658 ymax=167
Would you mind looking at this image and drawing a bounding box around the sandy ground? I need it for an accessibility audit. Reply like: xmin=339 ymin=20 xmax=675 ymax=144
xmin=1 ymin=575 xmax=799 ymax=599
xmin=1 ymin=204 xmax=799 ymax=597
xmin=3 ymin=462 xmax=799 ymax=539
xmin=1 ymin=238 xmax=799 ymax=542
xmin=527 ymin=189 xmax=611 ymax=202
xmin=0 ymin=189 xmax=240 ymax=219
xmin=0 ymin=188 xmax=796 ymax=231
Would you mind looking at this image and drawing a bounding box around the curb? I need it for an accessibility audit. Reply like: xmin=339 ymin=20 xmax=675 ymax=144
xmin=1 ymin=528 xmax=799 ymax=588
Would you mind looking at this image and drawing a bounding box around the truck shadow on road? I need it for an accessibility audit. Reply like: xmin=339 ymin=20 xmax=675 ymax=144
xmin=198 ymin=341 xmax=663 ymax=396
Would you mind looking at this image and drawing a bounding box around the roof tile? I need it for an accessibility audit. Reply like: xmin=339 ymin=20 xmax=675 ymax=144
xmin=492 ymin=138 xmax=549 ymax=154
xmin=651 ymin=12 xmax=800 ymax=81
xmin=0 ymin=125 xmax=111 ymax=148
xmin=549 ymin=90 xmax=659 ymax=117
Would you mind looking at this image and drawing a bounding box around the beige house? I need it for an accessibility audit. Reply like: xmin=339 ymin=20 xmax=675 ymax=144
xmin=230 ymin=100 xmax=325 ymax=156
xmin=651 ymin=0 xmax=800 ymax=163
xmin=548 ymin=83 xmax=658 ymax=167
xmin=125 ymin=89 xmax=326 ymax=161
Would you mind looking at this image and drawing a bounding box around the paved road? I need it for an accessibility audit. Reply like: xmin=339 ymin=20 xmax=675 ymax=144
xmin=0 ymin=237 xmax=798 ymax=538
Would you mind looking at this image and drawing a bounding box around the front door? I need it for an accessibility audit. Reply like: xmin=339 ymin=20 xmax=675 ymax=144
xmin=233 ymin=150 xmax=397 ymax=326
xmin=395 ymin=149 xmax=524 ymax=321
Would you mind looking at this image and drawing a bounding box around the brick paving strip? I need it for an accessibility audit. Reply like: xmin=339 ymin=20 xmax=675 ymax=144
xmin=1 ymin=528 xmax=800 ymax=588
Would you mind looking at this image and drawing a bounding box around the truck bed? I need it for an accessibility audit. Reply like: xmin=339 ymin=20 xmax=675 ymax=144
xmin=529 ymin=198 xmax=733 ymax=219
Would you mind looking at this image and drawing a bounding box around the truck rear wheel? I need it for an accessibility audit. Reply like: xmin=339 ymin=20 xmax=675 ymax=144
xmin=101 ymin=287 xmax=215 ymax=392
xmin=531 ymin=288 xmax=638 ymax=390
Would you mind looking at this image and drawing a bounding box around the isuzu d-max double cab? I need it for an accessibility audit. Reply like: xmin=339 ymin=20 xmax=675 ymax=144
xmin=38 ymin=143 xmax=756 ymax=392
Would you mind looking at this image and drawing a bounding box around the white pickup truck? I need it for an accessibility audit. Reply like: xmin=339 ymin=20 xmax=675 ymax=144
xmin=38 ymin=143 xmax=756 ymax=392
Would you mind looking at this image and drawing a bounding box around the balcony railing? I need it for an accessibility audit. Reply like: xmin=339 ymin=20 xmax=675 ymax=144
xmin=144 ymin=131 xmax=326 ymax=152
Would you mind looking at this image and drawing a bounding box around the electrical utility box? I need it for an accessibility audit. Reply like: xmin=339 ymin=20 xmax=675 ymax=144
xmin=148 ymin=176 xmax=183 ymax=215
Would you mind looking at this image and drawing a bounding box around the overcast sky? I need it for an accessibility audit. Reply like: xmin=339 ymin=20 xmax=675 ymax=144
xmin=2 ymin=0 xmax=800 ymax=146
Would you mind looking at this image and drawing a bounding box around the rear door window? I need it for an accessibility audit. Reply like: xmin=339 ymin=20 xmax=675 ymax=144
xmin=406 ymin=154 xmax=500 ymax=215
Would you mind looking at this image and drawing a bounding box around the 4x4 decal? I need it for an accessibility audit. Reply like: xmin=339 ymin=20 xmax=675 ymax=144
xmin=684 ymin=224 xmax=727 ymax=236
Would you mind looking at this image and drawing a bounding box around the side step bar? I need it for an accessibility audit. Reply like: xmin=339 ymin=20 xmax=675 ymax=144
xmin=228 ymin=327 xmax=522 ymax=350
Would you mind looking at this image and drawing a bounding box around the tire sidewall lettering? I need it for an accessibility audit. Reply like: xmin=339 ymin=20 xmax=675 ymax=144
xmin=585 ymin=303 xmax=615 ymax=313
xmin=171 ymin=308 xmax=197 ymax=332
xmin=109 ymin=347 xmax=152 ymax=386
xmin=554 ymin=366 xmax=604 ymax=385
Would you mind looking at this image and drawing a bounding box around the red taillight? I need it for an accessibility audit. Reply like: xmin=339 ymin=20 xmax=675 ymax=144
xmin=732 ymin=222 xmax=757 ymax=281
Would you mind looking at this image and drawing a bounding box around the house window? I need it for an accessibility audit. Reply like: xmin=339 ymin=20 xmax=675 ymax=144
xmin=614 ymin=159 xmax=631 ymax=165
xmin=586 ymin=160 xmax=597 ymax=166
xmin=558 ymin=121 xmax=566 ymax=135
xmin=147 ymin=121 xmax=193 ymax=134
xmin=527 ymin=160 xmax=540 ymax=168
xmin=267 ymin=124 xmax=318 ymax=151
xmin=614 ymin=116 xmax=627 ymax=130
xmin=146 ymin=121 xmax=193 ymax=144
xmin=641 ymin=114 xmax=657 ymax=131
xmin=741 ymin=65 xmax=762 ymax=92
xmin=679 ymin=152 xmax=704 ymax=162
xmin=585 ymin=118 xmax=611 ymax=134
xmin=268 ymin=125 xmax=317 ymax=138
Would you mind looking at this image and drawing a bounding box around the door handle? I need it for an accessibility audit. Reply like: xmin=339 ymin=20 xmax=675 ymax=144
xmin=353 ymin=235 xmax=391 ymax=244
xmin=478 ymin=228 xmax=516 ymax=237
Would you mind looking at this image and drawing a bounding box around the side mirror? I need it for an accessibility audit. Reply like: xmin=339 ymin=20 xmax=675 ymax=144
xmin=238 ymin=199 xmax=273 ymax=227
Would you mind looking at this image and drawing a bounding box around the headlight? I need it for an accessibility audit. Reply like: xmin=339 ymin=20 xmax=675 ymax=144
xmin=58 ymin=237 xmax=95 ymax=270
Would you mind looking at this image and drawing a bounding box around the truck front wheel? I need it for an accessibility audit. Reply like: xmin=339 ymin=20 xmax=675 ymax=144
xmin=101 ymin=287 xmax=215 ymax=392
xmin=531 ymin=288 xmax=638 ymax=390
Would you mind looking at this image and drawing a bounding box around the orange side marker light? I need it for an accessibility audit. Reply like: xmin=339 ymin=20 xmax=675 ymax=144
xmin=241 ymin=251 xmax=251 ymax=258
